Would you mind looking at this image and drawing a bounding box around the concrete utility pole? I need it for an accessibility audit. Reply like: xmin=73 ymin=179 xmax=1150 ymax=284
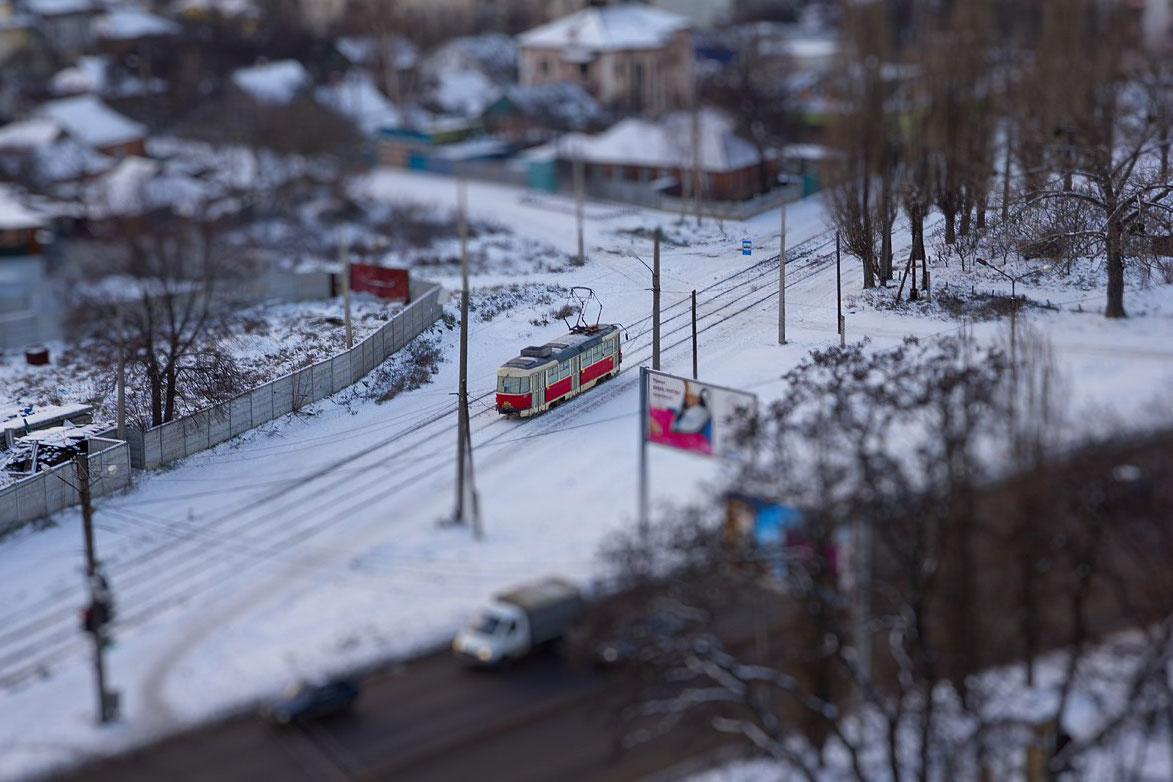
xmin=454 ymin=179 xmax=470 ymax=525
xmin=836 ymin=232 xmax=845 ymax=347
xmin=574 ymin=151 xmax=585 ymax=267
xmin=75 ymin=447 xmax=117 ymax=724
xmin=778 ymin=205 xmax=787 ymax=345
xmin=652 ymin=228 xmax=662 ymax=371
xmin=691 ymin=289 xmax=698 ymax=379
xmin=339 ymin=228 xmax=352 ymax=350
xmin=115 ymin=305 xmax=126 ymax=441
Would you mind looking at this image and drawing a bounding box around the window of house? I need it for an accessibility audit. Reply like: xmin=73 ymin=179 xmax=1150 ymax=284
xmin=578 ymin=62 xmax=588 ymax=77
xmin=539 ymin=58 xmax=550 ymax=76
xmin=614 ymin=60 xmax=625 ymax=78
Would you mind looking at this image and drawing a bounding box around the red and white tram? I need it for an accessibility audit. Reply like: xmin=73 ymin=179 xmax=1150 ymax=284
xmin=496 ymin=324 xmax=622 ymax=417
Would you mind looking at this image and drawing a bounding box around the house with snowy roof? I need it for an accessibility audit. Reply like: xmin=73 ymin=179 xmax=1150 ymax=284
xmin=37 ymin=94 xmax=147 ymax=157
xmin=0 ymin=0 xmax=31 ymax=67
xmin=556 ymin=109 xmax=779 ymax=202
xmin=19 ymin=0 xmax=97 ymax=56
xmin=518 ymin=2 xmax=692 ymax=114
xmin=230 ymin=60 xmax=311 ymax=105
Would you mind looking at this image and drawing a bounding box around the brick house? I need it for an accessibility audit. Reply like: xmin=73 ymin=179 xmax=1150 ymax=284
xmin=518 ymin=3 xmax=692 ymax=114
xmin=560 ymin=109 xmax=779 ymax=202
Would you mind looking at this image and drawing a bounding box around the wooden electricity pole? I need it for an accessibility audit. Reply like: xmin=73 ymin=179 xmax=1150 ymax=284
xmin=778 ymin=205 xmax=786 ymax=345
xmin=454 ymin=179 xmax=470 ymax=525
xmin=652 ymin=228 xmax=662 ymax=371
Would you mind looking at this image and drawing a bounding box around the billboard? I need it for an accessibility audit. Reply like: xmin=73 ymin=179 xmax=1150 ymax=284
xmin=644 ymin=370 xmax=756 ymax=458
xmin=350 ymin=263 xmax=409 ymax=301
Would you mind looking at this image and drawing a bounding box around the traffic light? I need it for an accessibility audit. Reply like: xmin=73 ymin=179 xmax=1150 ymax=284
xmin=80 ymin=599 xmax=111 ymax=634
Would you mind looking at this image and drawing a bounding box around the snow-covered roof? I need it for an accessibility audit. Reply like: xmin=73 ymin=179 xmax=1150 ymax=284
xmin=49 ymin=55 xmax=107 ymax=96
xmin=33 ymin=137 xmax=114 ymax=181
xmin=0 ymin=184 xmax=46 ymax=230
xmin=0 ymin=118 xmax=61 ymax=151
xmin=38 ymin=94 xmax=146 ymax=149
xmin=429 ymin=67 xmax=499 ymax=117
xmin=559 ymin=110 xmax=759 ymax=172
xmin=231 ymin=60 xmax=310 ymax=104
xmin=519 ymin=3 xmax=690 ymax=53
xmin=83 ymin=155 xmax=217 ymax=218
xmin=338 ymin=35 xmax=417 ymax=70
xmin=314 ymin=71 xmax=401 ymax=136
xmin=94 ymin=8 xmax=179 ymax=39
xmin=23 ymin=0 xmax=93 ymax=16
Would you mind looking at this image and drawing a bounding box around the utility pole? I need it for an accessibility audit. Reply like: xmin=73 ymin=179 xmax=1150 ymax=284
xmin=691 ymin=290 xmax=698 ymax=379
xmin=836 ymin=232 xmax=845 ymax=347
xmin=115 ymin=304 xmax=126 ymax=441
xmin=691 ymin=96 xmax=702 ymax=227
xmin=638 ymin=366 xmax=649 ymax=537
xmin=910 ymin=242 xmax=919 ymax=301
xmin=464 ymin=421 xmax=482 ymax=540
xmin=75 ymin=447 xmax=117 ymax=724
xmin=454 ymin=179 xmax=470 ymax=525
xmin=778 ymin=205 xmax=786 ymax=345
xmin=574 ymin=151 xmax=585 ymax=267
xmin=652 ymin=228 xmax=661 ymax=371
xmin=339 ymin=228 xmax=352 ymax=349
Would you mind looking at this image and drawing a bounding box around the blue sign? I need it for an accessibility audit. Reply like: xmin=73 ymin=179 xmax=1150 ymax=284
xmin=741 ymin=239 xmax=752 ymax=256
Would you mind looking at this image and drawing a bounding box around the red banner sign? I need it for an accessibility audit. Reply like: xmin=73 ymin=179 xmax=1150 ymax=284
xmin=350 ymin=264 xmax=409 ymax=301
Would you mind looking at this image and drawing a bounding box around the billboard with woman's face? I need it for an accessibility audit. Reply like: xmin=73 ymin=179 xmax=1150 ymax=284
xmin=645 ymin=370 xmax=756 ymax=458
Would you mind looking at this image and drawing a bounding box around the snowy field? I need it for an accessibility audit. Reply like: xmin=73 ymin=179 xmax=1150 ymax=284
xmin=1 ymin=168 xmax=1171 ymax=780
xmin=0 ymin=294 xmax=401 ymax=426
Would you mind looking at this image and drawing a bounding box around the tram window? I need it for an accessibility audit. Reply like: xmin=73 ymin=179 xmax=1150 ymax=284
xmin=559 ymin=361 xmax=570 ymax=380
xmin=499 ymin=376 xmax=529 ymax=394
xmin=547 ymin=368 xmax=557 ymax=384
xmin=604 ymin=340 xmax=613 ymax=356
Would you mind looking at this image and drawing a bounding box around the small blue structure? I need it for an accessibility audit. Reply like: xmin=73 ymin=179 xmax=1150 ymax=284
xmin=741 ymin=238 xmax=752 ymax=256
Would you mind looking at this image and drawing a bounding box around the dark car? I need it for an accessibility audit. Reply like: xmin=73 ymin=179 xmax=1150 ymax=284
xmin=259 ymin=678 xmax=360 ymax=726
xmin=593 ymin=612 xmax=691 ymax=666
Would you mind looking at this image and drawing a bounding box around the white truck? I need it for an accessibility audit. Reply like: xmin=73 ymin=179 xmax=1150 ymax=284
xmin=452 ymin=577 xmax=584 ymax=667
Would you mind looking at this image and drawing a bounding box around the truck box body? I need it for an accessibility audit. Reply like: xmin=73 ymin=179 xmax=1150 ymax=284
xmin=497 ymin=577 xmax=584 ymax=645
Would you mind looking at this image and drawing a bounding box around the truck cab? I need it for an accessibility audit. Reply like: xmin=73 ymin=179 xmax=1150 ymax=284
xmin=452 ymin=601 xmax=530 ymax=666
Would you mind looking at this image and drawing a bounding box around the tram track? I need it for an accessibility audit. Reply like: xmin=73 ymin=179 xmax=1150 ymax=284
xmin=0 ymin=229 xmax=837 ymax=692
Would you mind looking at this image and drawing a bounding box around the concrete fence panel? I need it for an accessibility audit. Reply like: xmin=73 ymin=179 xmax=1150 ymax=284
xmin=160 ymin=419 xmax=186 ymax=465
xmin=312 ymin=359 xmax=332 ymax=401
xmin=184 ymin=410 xmax=211 ymax=455
xmin=230 ymin=395 xmax=253 ymax=437
xmin=207 ymin=404 xmax=232 ymax=448
xmin=44 ymin=465 xmax=73 ymax=514
xmin=332 ymin=351 xmax=350 ymax=393
xmin=292 ymin=367 xmax=313 ymax=411
xmin=0 ymin=484 xmax=17 ymax=530
xmin=143 ymin=427 xmax=163 ymax=470
xmin=15 ymin=475 xmax=46 ymax=521
xmin=267 ymin=375 xmax=289 ymax=419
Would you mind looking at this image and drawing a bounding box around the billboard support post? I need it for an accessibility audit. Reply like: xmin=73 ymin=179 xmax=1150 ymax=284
xmin=639 ymin=365 xmax=649 ymax=537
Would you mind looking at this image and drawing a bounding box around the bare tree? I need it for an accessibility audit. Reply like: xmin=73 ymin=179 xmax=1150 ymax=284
xmin=1013 ymin=3 xmax=1173 ymax=318
xmin=70 ymin=210 xmax=250 ymax=427
xmin=585 ymin=335 xmax=1173 ymax=780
